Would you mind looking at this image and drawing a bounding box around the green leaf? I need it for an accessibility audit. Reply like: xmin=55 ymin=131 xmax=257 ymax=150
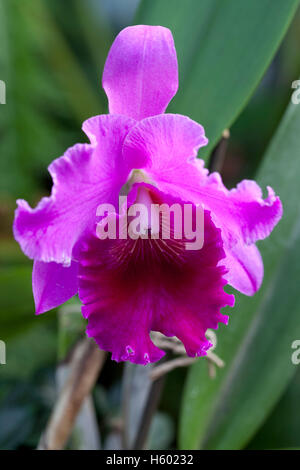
xmin=0 ymin=266 xmax=35 ymax=339
xmin=0 ymin=0 xmax=105 ymax=199
xmin=136 ymin=0 xmax=299 ymax=159
xmin=0 ymin=321 xmax=57 ymax=380
xmin=179 ymin=99 xmax=300 ymax=449
xmin=19 ymin=0 xmax=105 ymax=122
xmin=0 ymin=0 xmax=66 ymax=197
xmin=247 ymin=367 xmax=300 ymax=449
xmin=0 ymin=264 xmax=57 ymax=341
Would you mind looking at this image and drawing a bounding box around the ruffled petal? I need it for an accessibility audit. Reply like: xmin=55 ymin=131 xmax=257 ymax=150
xmin=194 ymin=176 xmax=282 ymax=295
xmin=33 ymin=260 xmax=78 ymax=314
xmin=78 ymin=185 xmax=234 ymax=364
xmin=150 ymin=209 xmax=235 ymax=357
xmin=13 ymin=115 xmax=136 ymax=265
xmin=203 ymin=177 xmax=283 ymax=245
xmin=123 ymin=113 xmax=208 ymax=195
xmin=102 ymin=26 xmax=178 ymax=120
xmin=123 ymin=118 xmax=281 ymax=295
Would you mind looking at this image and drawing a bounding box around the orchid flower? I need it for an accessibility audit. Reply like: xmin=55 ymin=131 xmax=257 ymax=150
xmin=13 ymin=25 xmax=282 ymax=365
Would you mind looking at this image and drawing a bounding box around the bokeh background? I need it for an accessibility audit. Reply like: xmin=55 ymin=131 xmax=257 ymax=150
xmin=1 ymin=0 xmax=300 ymax=450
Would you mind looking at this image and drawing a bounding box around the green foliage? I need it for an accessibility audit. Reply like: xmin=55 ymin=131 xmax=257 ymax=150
xmin=0 ymin=0 xmax=110 ymax=448
xmin=1 ymin=0 xmax=300 ymax=450
xmin=0 ymin=0 xmax=108 ymax=200
xmin=180 ymin=97 xmax=300 ymax=449
xmin=1 ymin=322 xmax=57 ymax=380
xmin=247 ymin=368 xmax=300 ymax=449
xmin=0 ymin=266 xmax=35 ymax=339
xmin=0 ymin=0 xmax=67 ymax=198
xmin=136 ymin=0 xmax=299 ymax=159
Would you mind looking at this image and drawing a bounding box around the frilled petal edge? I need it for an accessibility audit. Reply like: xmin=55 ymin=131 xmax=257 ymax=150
xmin=123 ymin=117 xmax=281 ymax=295
xmin=13 ymin=115 xmax=137 ymax=265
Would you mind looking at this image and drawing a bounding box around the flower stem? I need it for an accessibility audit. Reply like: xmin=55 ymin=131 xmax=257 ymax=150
xmin=132 ymin=374 xmax=165 ymax=450
xmin=38 ymin=338 xmax=106 ymax=450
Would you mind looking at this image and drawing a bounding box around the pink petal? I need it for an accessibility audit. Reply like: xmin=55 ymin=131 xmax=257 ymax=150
xmin=78 ymin=186 xmax=234 ymax=364
xmin=196 ymin=177 xmax=282 ymax=295
xmin=213 ymin=179 xmax=283 ymax=245
xmin=33 ymin=260 xmax=78 ymax=314
xmin=123 ymin=113 xmax=208 ymax=193
xmin=222 ymin=242 xmax=263 ymax=296
xmin=102 ymin=25 xmax=178 ymax=120
xmin=123 ymin=117 xmax=281 ymax=295
xmin=13 ymin=115 xmax=136 ymax=265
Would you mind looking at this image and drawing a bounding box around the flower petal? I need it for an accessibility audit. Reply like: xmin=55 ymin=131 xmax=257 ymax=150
xmin=123 ymin=113 xmax=208 ymax=194
xmin=102 ymin=26 xmax=178 ymax=120
xmin=195 ymin=176 xmax=282 ymax=295
xmin=123 ymin=119 xmax=281 ymax=295
xmin=13 ymin=115 xmax=136 ymax=265
xmin=222 ymin=242 xmax=263 ymax=296
xmin=206 ymin=178 xmax=283 ymax=245
xmin=33 ymin=260 xmax=78 ymax=314
xmin=151 ymin=208 xmax=235 ymax=357
xmin=78 ymin=186 xmax=234 ymax=364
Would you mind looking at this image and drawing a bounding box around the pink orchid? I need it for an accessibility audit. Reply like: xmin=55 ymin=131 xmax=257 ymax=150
xmin=13 ymin=25 xmax=282 ymax=364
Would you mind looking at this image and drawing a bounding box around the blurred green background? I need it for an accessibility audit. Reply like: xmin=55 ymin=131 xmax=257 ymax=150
xmin=1 ymin=0 xmax=300 ymax=450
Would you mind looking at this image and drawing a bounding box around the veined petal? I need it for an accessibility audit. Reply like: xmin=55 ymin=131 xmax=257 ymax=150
xmin=123 ymin=116 xmax=281 ymax=295
xmin=222 ymin=242 xmax=263 ymax=296
xmin=123 ymin=113 xmax=208 ymax=191
xmin=13 ymin=115 xmax=136 ymax=265
xmin=78 ymin=186 xmax=234 ymax=364
xmin=82 ymin=114 xmax=136 ymax=178
xmin=33 ymin=260 xmax=78 ymax=314
xmin=102 ymin=25 xmax=178 ymax=120
xmin=195 ymin=176 xmax=282 ymax=295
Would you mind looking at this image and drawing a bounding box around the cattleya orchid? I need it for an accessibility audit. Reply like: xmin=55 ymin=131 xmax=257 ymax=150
xmin=13 ymin=25 xmax=282 ymax=365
